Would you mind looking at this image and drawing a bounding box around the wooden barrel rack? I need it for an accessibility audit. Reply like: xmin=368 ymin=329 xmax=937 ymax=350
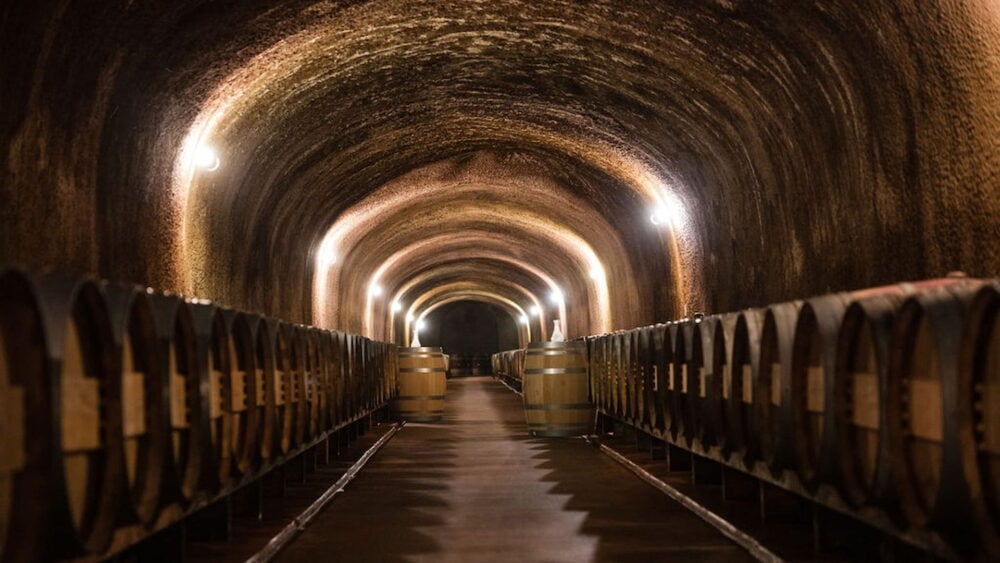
xmin=0 ymin=265 xmax=398 ymax=562
xmin=494 ymin=276 xmax=1000 ymax=560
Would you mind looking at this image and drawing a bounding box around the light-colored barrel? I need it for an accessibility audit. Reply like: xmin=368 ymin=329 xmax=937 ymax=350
xmin=396 ymin=347 xmax=447 ymax=422
xmin=523 ymin=341 xmax=594 ymax=437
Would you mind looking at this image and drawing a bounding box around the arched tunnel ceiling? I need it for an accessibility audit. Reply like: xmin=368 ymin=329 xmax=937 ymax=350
xmin=2 ymin=1 xmax=998 ymax=341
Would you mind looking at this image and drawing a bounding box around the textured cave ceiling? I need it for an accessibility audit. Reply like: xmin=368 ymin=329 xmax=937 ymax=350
xmin=1 ymin=0 xmax=997 ymax=340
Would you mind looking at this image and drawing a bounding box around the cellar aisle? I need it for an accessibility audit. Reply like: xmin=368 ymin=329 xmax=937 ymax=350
xmin=277 ymin=377 xmax=752 ymax=563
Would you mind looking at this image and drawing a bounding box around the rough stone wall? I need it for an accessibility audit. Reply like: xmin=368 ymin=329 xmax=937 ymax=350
xmin=1 ymin=1 xmax=997 ymax=334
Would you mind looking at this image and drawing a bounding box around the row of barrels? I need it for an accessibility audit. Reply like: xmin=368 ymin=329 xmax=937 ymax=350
xmin=492 ymin=349 xmax=525 ymax=382
xmin=585 ymin=278 xmax=999 ymax=556
xmin=0 ymin=266 xmax=397 ymax=562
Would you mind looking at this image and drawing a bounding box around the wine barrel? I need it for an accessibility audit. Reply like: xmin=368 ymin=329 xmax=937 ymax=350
xmin=222 ymin=310 xmax=261 ymax=478
xmin=758 ymin=301 xmax=801 ymax=477
xmin=651 ymin=324 xmax=669 ymax=435
xmin=960 ymin=282 xmax=1000 ymax=556
xmin=888 ymin=284 xmax=986 ymax=547
xmin=638 ymin=326 xmax=657 ymax=432
xmin=610 ymin=332 xmax=624 ymax=419
xmin=101 ymin=285 xmax=169 ymax=529
xmin=691 ymin=316 xmax=725 ymax=451
xmin=671 ymin=321 xmax=695 ymax=447
xmin=254 ymin=318 xmax=279 ymax=465
xmin=622 ymin=330 xmax=636 ymax=425
xmin=396 ymin=347 xmax=447 ymax=421
xmin=0 ymin=268 xmax=54 ymax=562
xmin=791 ymin=293 xmax=849 ymax=491
xmin=591 ymin=337 xmax=608 ymax=413
xmin=835 ymin=295 xmax=899 ymax=510
xmin=274 ymin=323 xmax=300 ymax=455
xmin=34 ymin=276 xmax=122 ymax=556
xmin=150 ymin=294 xmax=207 ymax=509
xmin=724 ymin=309 xmax=764 ymax=466
xmin=189 ymin=300 xmax=227 ymax=495
xmin=715 ymin=313 xmax=739 ymax=461
xmin=302 ymin=327 xmax=322 ymax=440
xmin=327 ymin=331 xmax=345 ymax=427
xmin=523 ymin=340 xmax=593 ymax=437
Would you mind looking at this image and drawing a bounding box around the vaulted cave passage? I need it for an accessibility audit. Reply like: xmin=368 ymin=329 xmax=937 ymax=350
xmin=1 ymin=1 xmax=998 ymax=561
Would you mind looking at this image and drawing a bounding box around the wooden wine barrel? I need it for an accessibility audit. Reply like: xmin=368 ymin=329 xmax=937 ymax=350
xmin=691 ymin=316 xmax=725 ymax=450
xmin=610 ymin=332 xmax=624 ymax=418
xmin=659 ymin=323 xmax=681 ymax=440
xmin=960 ymin=282 xmax=1000 ymax=557
xmin=250 ymin=316 xmax=278 ymax=465
xmin=594 ymin=337 xmax=610 ymax=413
xmin=638 ymin=326 xmax=656 ymax=432
xmin=386 ymin=342 xmax=399 ymax=403
xmin=0 ymin=268 xmax=54 ymax=562
xmin=273 ymin=323 xmax=298 ymax=455
xmin=102 ymin=284 xmax=169 ymax=529
xmin=723 ymin=309 xmax=764 ymax=466
xmin=671 ymin=321 xmax=696 ymax=447
xmin=621 ymin=331 xmax=635 ymax=425
xmin=835 ymin=295 xmax=899 ymax=510
xmin=150 ymin=294 xmax=206 ymax=510
xmin=327 ymin=331 xmax=345 ymax=427
xmin=887 ymin=284 xmax=986 ymax=547
xmin=188 ymin=300 xmax=226 ymax=495
xmin=523 ymin=341 xmax=593 ymax=437
xmin=302 ymin=327 xmax=322 ymax=440
xmin=395 ymin=347 xmax=447 ymax=421
xmin=715 ymin=313 xmax=739 ymax=461
xmin=209 ymin=309 xmax=237 ymax=487
xmin=223 ymin=310 xmax=261 ymax=478
xmin=33 ymin=276 xmax=122 ymax=556
xmin=651 ymin=324 xmax=669 ymax=435
xmin=758 ymin=301 xmax=801 ymax=477
xmin=791 ymin=293 xmax=849 ymax=491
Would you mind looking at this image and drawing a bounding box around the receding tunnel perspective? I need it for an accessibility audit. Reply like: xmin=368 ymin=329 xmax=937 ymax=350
xmin=0 ymin=1 xmax=998 ymax=562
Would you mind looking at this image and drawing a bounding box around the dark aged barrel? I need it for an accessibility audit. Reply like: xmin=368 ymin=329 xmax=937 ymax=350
xmin=961 ymin=282 xmax=1000 ymax=557
xmin=593 ymin=336 xmax=608 ymax=412
xmin=523 ymin=340 xmax=593 ymax=437
xmin=888 ymin=284 xmax=986 ymax=547
xmin=651 ymin=323 xmax=669 ymax=435
xmin=328 ymin=331 xmax=345 ymax=427
xmin=273 ymin=323 xmax=297 ymax=455
xmin=188 ymin=300 xmax=225 ymax=495
xmin=36 ymin=276 xmax=121 ymax=556
xmin=102 ymin=285 xmax=168 ymax=528
xmin=639 ymin=326 xmax=656 ymax=432
xmin=725 ymin=309 xmax=764 ymax=466
xmin=0 ymin=268 xmax=50 ymax=562
xmin=254 ymin=318 xmax=279 ymax=465
xmin=611 ymin=332 xmax=624 ymax=419
xmin=151 ymin=294 xmax=207 ymax=509
xmin=835 ymin=295 xmax=899 ymax=510
xmin=671 ymin=320 xmax=696 ymax=447
xmin=207 ymin=308 xmax=236 ymax=489
xmin=622 ymin=330 xmax=636 ymax=425
xmin=715 ymin=313 xmax=738 ymax=461
xmin=791 ymin=293 xmax=849 ymax=491
xmin=396 ymin=347 xmax=447 ymax=421
xmin=692 ymin=316 xmax=725 ymax=450
xmin=224 ymin=311 xmax=261 ymax=477
xmin=758 ymin=301 xmax=801 ymax=477
xmin=303 ymin=327 xmax=322 ymax=440
xmin=316 ymin=329 xmax=333 ymax=433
